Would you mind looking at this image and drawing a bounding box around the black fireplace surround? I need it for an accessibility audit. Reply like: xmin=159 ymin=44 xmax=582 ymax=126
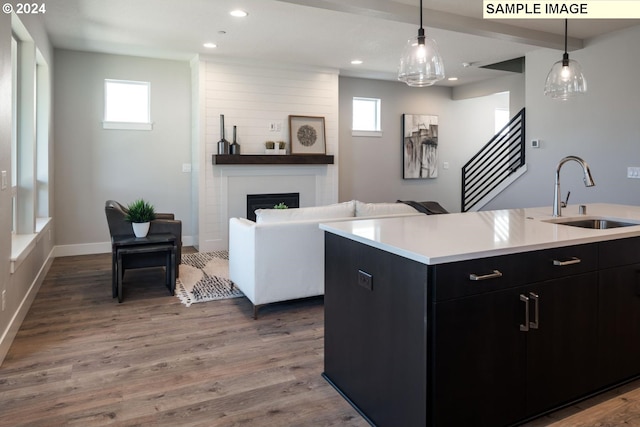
xmin=246 ymin=193 xmax=300 ymax=222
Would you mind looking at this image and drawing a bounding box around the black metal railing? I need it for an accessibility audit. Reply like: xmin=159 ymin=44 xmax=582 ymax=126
xmin=461 ymin=108 xmax=526 ymax=212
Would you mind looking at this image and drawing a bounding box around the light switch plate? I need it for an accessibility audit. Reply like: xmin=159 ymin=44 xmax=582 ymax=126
xmin=1 ymin=170 xmax=7 ymax=190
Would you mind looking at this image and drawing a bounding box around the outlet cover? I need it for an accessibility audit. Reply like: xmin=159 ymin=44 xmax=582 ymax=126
xmin=357 ymin=270 xmax=373 ymax=291
xmin=628 ymin=167 xmax=640 ymax=179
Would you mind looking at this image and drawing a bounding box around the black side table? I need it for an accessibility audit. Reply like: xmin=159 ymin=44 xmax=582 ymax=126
xmin=111 ymin=234 xmax=177 ymax=302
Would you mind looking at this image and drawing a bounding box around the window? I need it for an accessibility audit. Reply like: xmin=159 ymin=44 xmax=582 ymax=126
xmin=10 ymin=17 xmax=52 ymax=269
xmin=352 ymin=97 xmax=382 ymax=137
xmin=103 ymin=79 xmax=152 ymax=130
xmin=495 ymin=108 xmax=510 ymax=134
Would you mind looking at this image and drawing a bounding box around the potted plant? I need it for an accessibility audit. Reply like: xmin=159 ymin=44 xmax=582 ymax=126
xmin=265 ymin=141 xmax=276 ymax=154
xmin=273 ymin=202 xmax=288 ymax=209
xmin=125 ymin=198 xmax=156 ymax=237
xmin=277 ymin=141 xmax=287 ymax=154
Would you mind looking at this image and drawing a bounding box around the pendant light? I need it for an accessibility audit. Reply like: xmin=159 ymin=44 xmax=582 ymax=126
xmin=398 ymin=0 xmax=445 ymax=87
xmin=544 ymin=19 xmax=587 ymax=100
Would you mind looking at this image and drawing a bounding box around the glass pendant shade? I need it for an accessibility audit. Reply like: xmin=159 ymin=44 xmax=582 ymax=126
xmin=398 ymin=0 xmax=445 ymax=87
xmin=544 ymin=19 xmax=587 ymax=100
xmin=398 ymin=34 xmax=445 ymax=87
xmin=544 ymin=55 xmax=587 ymax=100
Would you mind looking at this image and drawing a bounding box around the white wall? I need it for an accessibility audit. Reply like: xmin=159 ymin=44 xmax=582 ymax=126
xmin=197 ymin=59 xmax=339 ymax=251
xmin=53 ymin=50 xmax=193 ymax=254
xmin=338 ymin=76 xmax=511 ymax=212
xmin=486 ymin=24 xmax=640 ymax=210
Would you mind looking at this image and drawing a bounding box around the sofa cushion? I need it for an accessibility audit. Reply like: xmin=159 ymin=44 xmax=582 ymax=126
xmin=355 ymin=201 xmax=419 ymax=217
xmin=255 ymin=200 xmax=356 ymax=224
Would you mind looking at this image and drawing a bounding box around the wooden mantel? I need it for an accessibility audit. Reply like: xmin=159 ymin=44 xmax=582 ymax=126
xmin=212 ymin=154 xmax=334 ymax=165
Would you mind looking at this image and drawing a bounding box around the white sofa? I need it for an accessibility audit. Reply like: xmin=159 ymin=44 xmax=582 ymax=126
xmin=229 ymin=200 xmax=422 ymax=318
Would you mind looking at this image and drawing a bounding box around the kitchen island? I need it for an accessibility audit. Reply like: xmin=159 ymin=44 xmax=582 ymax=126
xmin=320 ymin=204 xmax=640 ymax=427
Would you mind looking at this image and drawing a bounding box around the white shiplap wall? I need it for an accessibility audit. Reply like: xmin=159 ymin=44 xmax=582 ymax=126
xmin=198 ymin=59 xmax=339 ymax=251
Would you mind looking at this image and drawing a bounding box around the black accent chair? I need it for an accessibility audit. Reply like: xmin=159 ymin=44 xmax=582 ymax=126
xmin=105 ymin=200 xmax=182 ymax=295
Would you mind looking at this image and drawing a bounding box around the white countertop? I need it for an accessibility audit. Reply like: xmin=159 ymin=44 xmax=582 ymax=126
xmin=319 ymin=204 xmax=640 ymax=265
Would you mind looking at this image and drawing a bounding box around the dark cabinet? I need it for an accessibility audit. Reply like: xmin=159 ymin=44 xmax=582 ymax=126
xmin=324 ymin=233 xmax=428 ymax=427
xmin=432 ymin=285 xmax=526 ymax=427
xmin=598 ymin=237 xmax=640 ymax=386
xmin=525 ymin=273 xmax=598 ymax=415
xmin=432 ymin=245 xmax=598 ymax=426
xmin=324 ymin=234 xmax=640 ymax=427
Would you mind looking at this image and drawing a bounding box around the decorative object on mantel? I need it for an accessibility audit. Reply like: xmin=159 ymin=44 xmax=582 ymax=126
xmin=402 ymin=114 xmax=439 ymax=179
xmin=229 ymin=125 xmax=241 ymax=155
xmin=217 ymin=114 xmax=229 ymax=154
xmin=125 ymin=198 xmax=156 ymax=237
xmin=265 ymin=141 xmax=277 ymax=154
xmin=289 ymin=115 xmax=326 ymax=155
xmin=277 ymin=141 xmax=287 ymax=154
xmin=175 ymin=251 xmax=243 ymax=307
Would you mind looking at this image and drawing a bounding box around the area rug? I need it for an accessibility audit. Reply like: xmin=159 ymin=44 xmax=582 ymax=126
xmin=175 ymin=251 xmax=244 ymax=307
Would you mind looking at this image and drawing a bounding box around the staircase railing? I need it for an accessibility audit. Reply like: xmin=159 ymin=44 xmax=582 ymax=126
xmin=461 ymin=108 xmax=526 ymax=212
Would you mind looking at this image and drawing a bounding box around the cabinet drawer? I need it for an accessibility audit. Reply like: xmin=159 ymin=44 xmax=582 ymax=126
xmin=432 ymin=252 xmax=528 ymax=301
xmin=599 ymin=237 xmax=640 ymax=269
xmin=432 ymin=244 xmax=598 ymax=301
xmin=522 ymin=243 xmax=598 ymax=283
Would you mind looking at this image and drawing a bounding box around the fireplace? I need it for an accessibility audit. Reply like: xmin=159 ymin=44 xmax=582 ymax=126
xmin=247 ymin=192 xmax=300 ymax=221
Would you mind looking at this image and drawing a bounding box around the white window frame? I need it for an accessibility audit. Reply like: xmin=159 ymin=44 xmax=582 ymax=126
xmin=103 ymin=79 xmax=152 ymax=130
xmin=352 ymin=97 xmax=382 ymax=137
xmin=10 ymin=35 xmax=18 ymax=235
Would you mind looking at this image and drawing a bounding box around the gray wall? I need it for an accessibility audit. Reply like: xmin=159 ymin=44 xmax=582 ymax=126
xmin=53 ymin=50 xmax=192 ymax=250
xmin=339 ymin=76 xmax=512 ymax=212
xmin=485 ymin=24 xmax=640 ymax=210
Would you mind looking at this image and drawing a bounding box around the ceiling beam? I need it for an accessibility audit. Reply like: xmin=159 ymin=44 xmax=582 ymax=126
xmin=274 ymin=0 xmax=583 ymax=51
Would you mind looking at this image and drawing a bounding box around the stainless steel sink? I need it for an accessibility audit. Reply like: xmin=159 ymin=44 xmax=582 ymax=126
xmin=545 ymin=218 xmax=640 ymax=229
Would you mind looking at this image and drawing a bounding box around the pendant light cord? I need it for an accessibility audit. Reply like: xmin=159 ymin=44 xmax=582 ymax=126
xmin=562 ymin=19 xmax=569 ymax=65
xmin=564 ymin=19 xmax=568 ymax=54
xmin=418 ymin=0 xmax=425 ymax=43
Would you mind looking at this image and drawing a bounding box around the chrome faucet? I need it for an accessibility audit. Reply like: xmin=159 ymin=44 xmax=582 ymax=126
xmin=553 ymin=156 xmax=595 ymax=217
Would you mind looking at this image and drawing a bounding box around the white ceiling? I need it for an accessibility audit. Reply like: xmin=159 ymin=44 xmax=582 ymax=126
xmin=41 ymin=0 xmax=639 ymax=86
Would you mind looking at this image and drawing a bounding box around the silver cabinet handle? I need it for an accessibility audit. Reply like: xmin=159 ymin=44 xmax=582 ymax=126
xmin=520 ymin=294 xmax=530 ymax=332
xmin=553 ymin=257 xmax=581 ymax=266
xmin=469 ymin=270 xmax=503 ymax=281
xmin=529 ymin=292 xmax=540 ymax=329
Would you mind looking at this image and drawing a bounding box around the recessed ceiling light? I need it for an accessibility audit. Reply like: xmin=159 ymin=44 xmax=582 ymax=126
xmin=203 ymin=42 xmax=217 ymax=49
xmin=230 ymin=9 xmax=248 ymax=17
xmin=351 ymin=60 xmax=363 ymax=65
xmin=448 ymin=77 xmax=458 ymax=81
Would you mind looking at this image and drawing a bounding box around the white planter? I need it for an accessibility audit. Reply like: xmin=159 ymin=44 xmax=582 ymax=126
xmin=265 ymin=148 xmax=277 ymax=155
xmin=132 ymin=222 xmax=150 ymax=238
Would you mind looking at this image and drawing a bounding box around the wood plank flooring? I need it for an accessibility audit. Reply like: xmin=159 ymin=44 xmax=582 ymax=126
xmin=1 ymin=251 xmax=640 ymax=426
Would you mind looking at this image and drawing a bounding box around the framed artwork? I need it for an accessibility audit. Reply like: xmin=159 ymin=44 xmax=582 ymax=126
xmin=402 ymin=114 xmax=439 ymax=179
xmin=289 ymin=115 xmax=326 ymax=155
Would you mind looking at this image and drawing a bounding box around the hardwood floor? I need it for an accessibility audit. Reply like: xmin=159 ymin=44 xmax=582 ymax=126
xmin=1 ymin=251 xmax=640 ymax=426
xmin=0 ymin=252 xmax=367 ymax=427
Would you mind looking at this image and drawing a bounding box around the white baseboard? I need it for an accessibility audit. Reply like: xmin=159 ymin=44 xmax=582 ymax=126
xmin=53 ymin=235 xmax=195 ymax=257
xmin=0 ymin=248 xmax=54 ymax=366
